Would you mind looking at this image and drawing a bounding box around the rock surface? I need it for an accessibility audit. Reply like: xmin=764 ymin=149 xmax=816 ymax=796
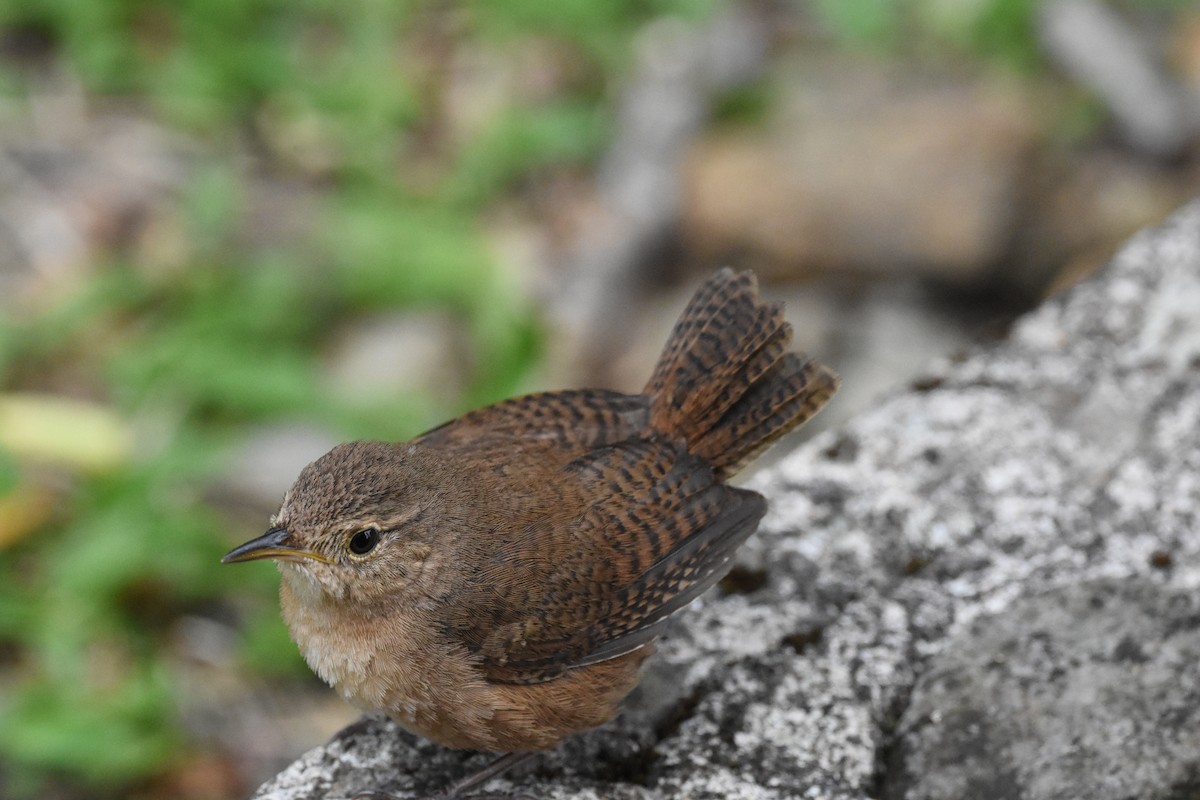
xmin=253 ymin=199 xmax=1200 ymax=800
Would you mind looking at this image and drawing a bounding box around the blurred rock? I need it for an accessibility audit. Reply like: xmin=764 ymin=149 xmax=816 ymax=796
xmin=322 ymin=311 xmax=469 ymax=406
xmin=1023 ymin=150 xmax=1185 ymax=297
xmin=1039 ymin=0 xmax=1199 ymax=161
xmin=0 ymin=102 xmax=189 ymax=311
xmin=250 ymin=190 xmax=1200 ymax=800
xmin=172 ymin=624 xmax=358 ymax=797
xmin=684 ymin=63 xmax=1038 ymax=286
xmin=783 ymin=280 xmax=975 ymax=429
xmin=238 ymin=173 xmax=324 ymax=256
xmin=218 ymin=423 xmax=342 ymax=515
xmin=546 ymin=4 xmax=771 ymax=387
xmin=1174 ymin=9 xmax=1200 ymax=94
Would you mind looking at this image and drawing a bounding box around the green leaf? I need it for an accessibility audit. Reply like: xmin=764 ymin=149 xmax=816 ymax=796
xmin=0 ymin=663 xmax=178 ymax=787
xmin=0 ymin=444 xmax=18 ymax=496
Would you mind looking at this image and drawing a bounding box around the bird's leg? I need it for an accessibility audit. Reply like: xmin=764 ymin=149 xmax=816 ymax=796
xmin=354 ymin=751 xmax=537 ymax=800
xmin=441 ymin=751 xmax=536 ymax=797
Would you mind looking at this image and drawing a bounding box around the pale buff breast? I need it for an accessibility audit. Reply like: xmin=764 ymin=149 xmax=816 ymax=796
xmin=278 ymin=565 xmax=506 ymax=748
xmin=278 ymin=565 xmax=653 ymax=752
xmin=279 ymin=565 xmax=395 ymax=710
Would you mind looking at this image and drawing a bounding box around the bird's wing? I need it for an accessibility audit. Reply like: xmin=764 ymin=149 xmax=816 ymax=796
xmin=416 ymin=389 xmax=650 ymax=457
xmin=440 ymin=438 xmax=766 ymax=684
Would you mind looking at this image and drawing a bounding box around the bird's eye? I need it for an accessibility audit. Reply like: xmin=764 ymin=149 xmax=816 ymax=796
xmin=347 ymin=527 xmax=381 ymax=556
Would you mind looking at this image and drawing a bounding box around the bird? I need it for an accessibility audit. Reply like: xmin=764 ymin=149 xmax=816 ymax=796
xmin=222 ymin=268 xmax=838 ymax=796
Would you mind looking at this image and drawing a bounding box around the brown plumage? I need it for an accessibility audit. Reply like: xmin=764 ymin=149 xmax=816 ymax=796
xmin=223 ymin=268 xmax=838 ymax=759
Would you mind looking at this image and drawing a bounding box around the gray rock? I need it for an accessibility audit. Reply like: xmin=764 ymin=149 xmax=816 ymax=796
xmin=323 ymin=311 xmax=469 ymax=405
xmin=885 ymin=579 xmax=1200 ymax=800
xmin=219 ymin=423 xmax=343 ymax=514
xmin=253 ymin=199 xmax=1200 ymax=799
xmin=1039 ymin=0 xmax=1198 ymax=160
xmin=547 ymin=5 xmax=770 ymax=387
xmin=0 ymin=112 xmax=189 ymax=310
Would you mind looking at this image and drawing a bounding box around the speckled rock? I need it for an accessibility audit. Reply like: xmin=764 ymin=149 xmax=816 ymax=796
xmin=252 ymin=199 xmax=1200 ymax=800
xmin=884 ymin=579 xmax=1200 ymax=800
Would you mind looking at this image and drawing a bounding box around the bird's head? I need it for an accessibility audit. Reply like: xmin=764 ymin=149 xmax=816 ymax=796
xmin=221 ymin=440 xmax=436 ymax=606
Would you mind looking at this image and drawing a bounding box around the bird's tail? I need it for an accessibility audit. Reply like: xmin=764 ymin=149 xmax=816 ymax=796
xmin=643 ymin=268 xmax=839 ymax=476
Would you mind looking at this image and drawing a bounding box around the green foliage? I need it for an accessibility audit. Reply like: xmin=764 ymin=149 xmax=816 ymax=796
xmin=1 ymin=663 xmax=179 ymax=790
xmin=813 ymin=0 xmax=902 ymax=49
xmin=920 ymin=0 xmax=1040 ymax=71
xmin=0 ymin=447 xmax=228 ymax=792
xmin=446 ymin=101 xmax=610 ymax=209
xmin=0 ymin=2 xmax=706 ymax=794
xmin=812 ymin=0 xmax=1044 ymax=71
xmin=102 ymin=263 xmax=328 ymax=420
xmin=469 ymin=0 xmax=717 ymax=66
xmin=327 ymin=193 xmax=500 ymax=310
xmin=711 ymin=83 xmax=771 ymax=125
xmin=0 ymin=446 xmax=18 ymax=495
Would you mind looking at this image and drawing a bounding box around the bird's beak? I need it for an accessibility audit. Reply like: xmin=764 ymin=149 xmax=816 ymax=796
xmin=221 ymin=526 xmax=331 ymax=565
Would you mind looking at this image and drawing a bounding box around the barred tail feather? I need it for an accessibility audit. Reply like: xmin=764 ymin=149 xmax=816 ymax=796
xmin=644 ymin=269 xmax=838 ymax=476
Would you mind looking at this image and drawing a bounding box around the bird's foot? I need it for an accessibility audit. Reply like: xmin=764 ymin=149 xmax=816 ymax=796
xmin=352 ymin=751 xmax=538 ymax=800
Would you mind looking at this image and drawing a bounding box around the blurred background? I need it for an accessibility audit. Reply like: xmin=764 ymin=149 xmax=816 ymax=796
xmin=0 ymin=1 xmax=1197 ymax=798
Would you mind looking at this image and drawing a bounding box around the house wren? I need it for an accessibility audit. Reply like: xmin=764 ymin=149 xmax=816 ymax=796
xmin=223 ymin=268 xmax=838 ymax=795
